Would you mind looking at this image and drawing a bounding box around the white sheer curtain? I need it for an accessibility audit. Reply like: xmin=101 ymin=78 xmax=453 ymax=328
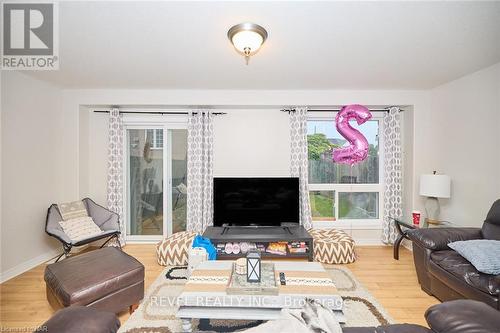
xmin=382 ymin=107 xmax=403 ymax=244
xmin=186 ymin=110 xmax=214 ymax=233
xmin=106 ymin=108 xmax=125 ymax=245
xmin=289 ymin=106 xmax=313 ymax=230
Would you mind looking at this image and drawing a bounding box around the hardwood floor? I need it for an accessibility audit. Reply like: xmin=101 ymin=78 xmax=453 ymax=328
xmin=0 ymin=245 xmax=439 ymax=329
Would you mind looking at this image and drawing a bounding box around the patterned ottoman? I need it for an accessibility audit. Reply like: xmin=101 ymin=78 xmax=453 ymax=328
xmin=308 ymin=229 xmax=356 ymax=264
xmin=156 ymin=231 xmax=197 ymax=266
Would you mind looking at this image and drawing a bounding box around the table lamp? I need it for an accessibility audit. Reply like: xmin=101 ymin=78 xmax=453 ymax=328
xmin=419 ymin=171 xmax=451 ymax=224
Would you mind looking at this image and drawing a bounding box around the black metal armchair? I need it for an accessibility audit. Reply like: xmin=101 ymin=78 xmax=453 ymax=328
xmin=45 ymin=198 xmax=121 ymax=262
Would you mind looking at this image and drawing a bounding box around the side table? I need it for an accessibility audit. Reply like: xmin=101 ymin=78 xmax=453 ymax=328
xmin=392 ymin=218 xmax=416 ymax=260
xmin=391 ymin=217 xmax=454 ymax=260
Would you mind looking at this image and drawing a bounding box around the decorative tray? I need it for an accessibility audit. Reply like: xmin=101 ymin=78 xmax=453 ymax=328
xmin=226 ymin=262 xmax=278 ymax=295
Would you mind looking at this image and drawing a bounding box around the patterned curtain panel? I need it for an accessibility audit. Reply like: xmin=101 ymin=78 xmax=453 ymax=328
xmin=382 ymin=107 xmax=403 ymax=244
xmin=186 ymin=110 xmax=214 ymax=233
xmin=289 ymin=106 xmax=313 ymax=230
xmin=106 ymin=108 xmax=125 ymax=245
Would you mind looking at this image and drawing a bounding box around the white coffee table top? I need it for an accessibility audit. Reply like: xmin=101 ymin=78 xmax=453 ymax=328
xmin=177 ymin=260 xmax=342 ymax=311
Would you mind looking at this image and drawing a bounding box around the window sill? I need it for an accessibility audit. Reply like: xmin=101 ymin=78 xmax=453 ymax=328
xmin=312 ymin=220 xmax=383 ymax=230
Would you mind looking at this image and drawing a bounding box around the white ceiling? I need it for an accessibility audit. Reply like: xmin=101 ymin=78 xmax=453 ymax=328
xmin=25 ymin=1 xmax=500 ymax=90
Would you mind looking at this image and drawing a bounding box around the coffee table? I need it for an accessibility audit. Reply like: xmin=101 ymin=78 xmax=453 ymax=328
xmin=176 ymin=260 xmax=344 ymax=332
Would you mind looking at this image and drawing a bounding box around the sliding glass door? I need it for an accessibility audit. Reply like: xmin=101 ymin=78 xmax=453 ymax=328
xmin=127 ymin=128 xmax=165 ymax=237
xmin=125 ymin=121 xmax=187 ymax=241
xmin=170 ymin=129 xmax=188 ymax=234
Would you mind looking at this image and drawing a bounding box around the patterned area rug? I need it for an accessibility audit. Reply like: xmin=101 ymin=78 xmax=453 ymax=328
xmin=119 ymin=265 xmax=394 ymax=333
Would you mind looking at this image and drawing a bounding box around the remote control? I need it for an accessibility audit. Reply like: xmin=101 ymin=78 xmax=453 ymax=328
xmin=279 ymin=272 xmax=286 ymax=285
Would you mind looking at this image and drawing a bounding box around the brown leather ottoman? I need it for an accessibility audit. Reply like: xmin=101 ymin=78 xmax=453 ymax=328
xmin=44 ymin=247 xmax=144 ymax=314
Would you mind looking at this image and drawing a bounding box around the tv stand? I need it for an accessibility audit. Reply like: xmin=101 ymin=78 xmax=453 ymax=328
xmin=203 ymin=225 xmax=313 ymax=261
xmin=221 ymin=225 xmax=293 ymax=236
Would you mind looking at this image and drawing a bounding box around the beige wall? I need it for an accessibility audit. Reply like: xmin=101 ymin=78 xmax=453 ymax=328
xmin=1 ymin=72 xmax=63 ymax=280
xmin=78 ymin=108 xmax=109 ymax=204
xmin=67 ymin=89 xmax=429 ymax=246
xmin=213 ymin=109 xmax=291 ymax=177
xmin=427 ymin=63 xmax=500 ymax=226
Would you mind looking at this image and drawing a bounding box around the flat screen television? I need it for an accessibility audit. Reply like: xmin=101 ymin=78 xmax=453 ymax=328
xmin=213 ymin=177 xmax=300 ymax=227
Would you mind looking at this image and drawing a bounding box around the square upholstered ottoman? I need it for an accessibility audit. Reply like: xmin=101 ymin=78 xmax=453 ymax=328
xmin=308 ymin=229 xmax=356 ymax=264
xmin=44 ymin=247 xmax=144 ymax=314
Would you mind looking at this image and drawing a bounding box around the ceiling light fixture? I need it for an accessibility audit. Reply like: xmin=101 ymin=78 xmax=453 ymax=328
xmin=227 ymin=22 xmax=268 ymax=65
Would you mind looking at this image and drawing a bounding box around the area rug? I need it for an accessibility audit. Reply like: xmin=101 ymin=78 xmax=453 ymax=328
xmin=119 ymin=265 xmax=394 ymax=333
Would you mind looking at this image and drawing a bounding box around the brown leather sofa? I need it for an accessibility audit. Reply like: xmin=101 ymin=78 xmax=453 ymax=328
xmin=408 ymin=199 xmax=500 ymax=309
xmin=345 ymin=299 xmax=500 ymax=333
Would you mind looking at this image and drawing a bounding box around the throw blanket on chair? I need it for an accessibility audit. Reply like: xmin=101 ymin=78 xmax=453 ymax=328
xmin=243 ymin=299 xmax=342 ymax=333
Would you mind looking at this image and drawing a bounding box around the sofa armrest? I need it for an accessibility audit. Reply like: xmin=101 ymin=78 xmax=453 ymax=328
xmin=425 ymin=300 xmax=500 ymax=333
xmin=83 ymin=198 xmax=120 ymax=231
xmin=407 ymin=227 xmax=482 ymax=251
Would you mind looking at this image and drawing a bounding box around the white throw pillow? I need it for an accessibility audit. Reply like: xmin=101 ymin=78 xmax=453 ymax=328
xmin=57 ymin=200 xmax=89 ymax=220
xmin=59 ymin=216 xmax=103 ymax=243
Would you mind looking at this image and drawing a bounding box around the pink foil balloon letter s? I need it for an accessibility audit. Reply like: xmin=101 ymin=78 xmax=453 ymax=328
xmin=333 ymin=104 xmax=373 ymax=166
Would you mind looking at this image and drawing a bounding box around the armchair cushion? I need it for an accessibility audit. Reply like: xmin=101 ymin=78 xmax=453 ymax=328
xmin=425 ymin=299 xmax=500 ymax=333
xmin=83 ymin=198 xmax=120 ymax=232
xmin=408 ymin=227 xmax=482 ymax=251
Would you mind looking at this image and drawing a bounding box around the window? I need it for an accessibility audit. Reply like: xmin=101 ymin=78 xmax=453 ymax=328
xmin=146 ymin=129 xmax=164 ymax=149
xmin=307 ymin=113 xmax=383 ymax=226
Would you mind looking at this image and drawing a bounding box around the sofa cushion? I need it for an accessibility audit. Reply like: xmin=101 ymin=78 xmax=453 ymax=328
xmin=44 ymin=247 xmax=144 ymax=306
xmin=448 ymin=239 xmax=500 ymax=275
xmin=430 ymin=250 xmax=500 ymax=296
xmin=38 ymin=306 xmax=120 ymax=333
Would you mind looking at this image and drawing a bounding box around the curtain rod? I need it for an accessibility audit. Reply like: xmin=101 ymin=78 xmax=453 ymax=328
xmin=281 ymin=108 xmax=404 ymax=113
xmin=93 ymin=110 xmax=227 ymax=115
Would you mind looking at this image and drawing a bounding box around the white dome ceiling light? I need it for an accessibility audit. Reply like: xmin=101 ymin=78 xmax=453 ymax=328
xmin=227 ymin=23 xmax=268 ymax=65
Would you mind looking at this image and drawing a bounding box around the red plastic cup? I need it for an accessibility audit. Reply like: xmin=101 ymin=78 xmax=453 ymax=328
xmin=412 ymin=211 xmax=421 ymax=226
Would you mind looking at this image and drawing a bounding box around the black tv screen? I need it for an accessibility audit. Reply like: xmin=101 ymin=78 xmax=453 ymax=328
xmin=213 ymin=177 xmax=300 ymax=226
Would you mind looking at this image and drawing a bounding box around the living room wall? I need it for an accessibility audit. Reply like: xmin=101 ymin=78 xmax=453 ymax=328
xmin=0 ymin=72 xmax=64 ymax=281
xmin=69 ymin=89 xmax=427 ymax=246
xmin=79 ymin=108 xmax=292 ymax=205
xmin=426 ymin=63 xmax=500 ymax=226
xmin=0 ymin=78 xmax=445 ymax=279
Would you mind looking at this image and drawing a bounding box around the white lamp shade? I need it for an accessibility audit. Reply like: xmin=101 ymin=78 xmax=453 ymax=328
xmin=419 ymin=174 xmax=451 ymax=198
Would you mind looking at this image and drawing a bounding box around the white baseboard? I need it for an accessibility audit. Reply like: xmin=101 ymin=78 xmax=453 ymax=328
xmin=0 ymin=248 xmax=60 ymax=284
xmin=354 ymin=239 xmax=385 ymax=246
